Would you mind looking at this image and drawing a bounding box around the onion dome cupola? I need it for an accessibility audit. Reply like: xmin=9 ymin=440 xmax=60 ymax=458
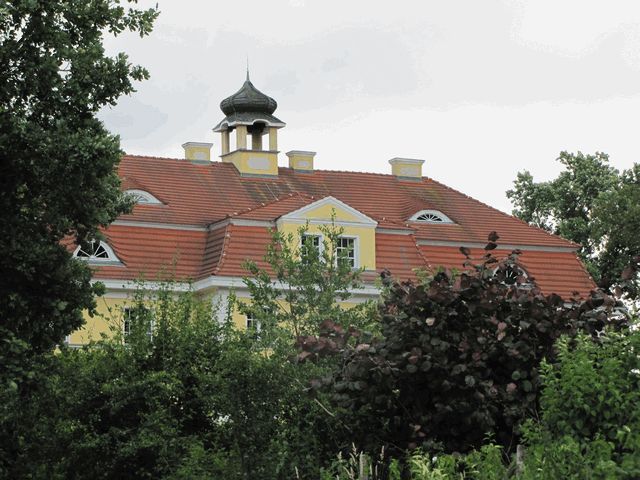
xmin=219 ymin=74 xmax=279 ymax=118
xmin=213 ymin=72 xmax=285 ymax=178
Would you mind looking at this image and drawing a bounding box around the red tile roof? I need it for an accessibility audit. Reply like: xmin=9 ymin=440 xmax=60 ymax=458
xmin=118 ymin=156 xmax=575 ymax=247
xmin=231 ymin=192 xmax=316 ymax=221
xmin=89 ymin=225 xmax=207 ymax=280
xmin=87 ymin=155 xmax=594 ymax=298
xmin=418 ymin=245 xmax=596 ymax=298
xmin=375 ymin=233 xmax=429 ymax=280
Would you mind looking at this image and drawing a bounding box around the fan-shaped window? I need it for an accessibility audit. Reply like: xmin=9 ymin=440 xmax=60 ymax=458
xmin=410 ymin=210 xmax=453 ymax=223
xmin=494 ymin=265 xmax=530 ymax=287
xmin=124 ymin=189 xmax=162 ymax=205
xmin=73 ymin=240 xmax=121 ymax=264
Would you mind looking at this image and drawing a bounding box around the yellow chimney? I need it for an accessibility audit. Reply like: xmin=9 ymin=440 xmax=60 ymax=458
xmin=182 ymin=142 xmax=213 ymax=163
xmin=286 ymin=150 xmax=316 ymax=173
xmin=389 ymin=157 xmax=424 ymax=180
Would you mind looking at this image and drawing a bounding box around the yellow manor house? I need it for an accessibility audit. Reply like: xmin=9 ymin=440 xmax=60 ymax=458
xmin=67 ymin=74 xmax=595 ymax=346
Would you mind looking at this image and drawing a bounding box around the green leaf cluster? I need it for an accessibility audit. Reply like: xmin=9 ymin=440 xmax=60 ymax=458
xmin=1 ymin=284 xmax=339 ymax=479
xmin=520 ymin=329 xmax=640 ymax=479
xmin=507 ymin=151 xmax=640 ymax=301
xmin=239 ymin=220 xmax=377 ymax=353
xmin=300 ymin=242 xmax=628 ymax=456
xmin=0 ymin=0 xmax=158 ymax=356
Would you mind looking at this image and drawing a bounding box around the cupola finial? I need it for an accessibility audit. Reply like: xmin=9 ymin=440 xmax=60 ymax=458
xmin=246 ymin=55 xmax=250 ymax=82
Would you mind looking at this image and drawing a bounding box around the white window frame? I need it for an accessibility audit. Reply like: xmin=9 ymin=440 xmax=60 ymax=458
xmin=300 ymin=233 xmax=324 ymax=257
xmin=123 ymin=306 xmax=153 ymax=342
xmin=124 ymin=189 xmax=162 ymax=205
xmin=336 ymin=235 xmax=359 ymax=269
xmin=409 ymin=209 xmax=454 ymax=224
xmin=493 ymin=265 xmax=531 ymax=288
xmin=73 ymin=240 xmax=121 ymax=265
xmin=245 ymin=314 xmax=262 ymax=333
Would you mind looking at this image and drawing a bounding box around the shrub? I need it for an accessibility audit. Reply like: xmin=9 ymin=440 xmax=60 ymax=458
xmin=299 ymin=233 xmax=628 ymax=455
xmin=520 ymin=329 xmax=640 ymax=479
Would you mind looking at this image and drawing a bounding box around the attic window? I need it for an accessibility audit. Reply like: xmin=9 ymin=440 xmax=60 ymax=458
xmin=124 ymin=189 xmax=162 ymax=205
xmin=73 ymin=240 xmax=121 ymax=264
xmin=410 ymin=210 xmax=453 ymax=223
xmin=495 ymin=265 xmax=530 ymax=287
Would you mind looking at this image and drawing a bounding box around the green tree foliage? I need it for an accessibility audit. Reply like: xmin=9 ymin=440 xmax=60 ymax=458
xmin=2 ymin=285 xmax=337 ymax=479
xmin=298 ymin=234 xmax=629 ymax=456
xmin=0 ymin=0 xmax=158 ymax=354
xmin=239 ymin=221 xmax=375 ymax=351
xmin=506 ymin=151 xmax=640 ymax=300
xmin=520 ymin=329 xmax=640 ymax=479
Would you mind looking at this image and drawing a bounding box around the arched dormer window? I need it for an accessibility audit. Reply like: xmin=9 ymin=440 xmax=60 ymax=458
xmin=73 ymin=240 xmax=121 ymax=264
xmin=494 ymin=264 xmax=530 ymax=287
xmin=410 ymin=209 xmax=453 ymax=224
xmin=124 ymin=189 xmax=162 ymax=205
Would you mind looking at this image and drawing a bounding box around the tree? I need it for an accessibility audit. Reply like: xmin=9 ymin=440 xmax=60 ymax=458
xmin=0 ymin=1 xmax=158 ymax=354
xmin=506 ymin=151 xmax=640 ymax=300
xmin=239 ymin=221 xmax=375 ymax=352
xmin=298 ymin=234 xmax=629 ymax=456
xmin=520 ymin=328 xmax=640 ymax=478
xmin=2 ymin=284 xmax=338 ymax=479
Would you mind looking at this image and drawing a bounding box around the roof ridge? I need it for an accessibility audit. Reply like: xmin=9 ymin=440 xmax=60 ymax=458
xmin=123 ymin=154 xmax=426 ymax=179
xmin=410 ymin=233 xmax=432 ymax=270
xmin=424 ymin=176 xmax=580 ymax=248
xmin=213 ymin=224 xmax=233 ymax=275
xmin=230 ymin=191 xmax=317 ymax=218
xmin=123 ymin=154 xmax=186 ymax=161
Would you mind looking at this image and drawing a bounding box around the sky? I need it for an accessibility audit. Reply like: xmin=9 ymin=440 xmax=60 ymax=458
xmin=100 ymin=0 xmax=640 ymax=213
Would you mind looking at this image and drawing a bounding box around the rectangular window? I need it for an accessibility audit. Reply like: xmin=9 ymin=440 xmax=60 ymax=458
xmin=336 ymin=236 xmax=356 ymax=268
xmin=123 ymin=306 xmax=153 ymax=342
xmin=245 ymin=315 xmax=262 ymax=332
xmin=301 ymin=233 xmax=323 ymax=262
xmin=245 ymin=314 xmax=262 ymax=340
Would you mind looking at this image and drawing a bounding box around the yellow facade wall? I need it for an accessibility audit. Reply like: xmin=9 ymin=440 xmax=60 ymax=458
xmin=220 ymin=150 xmax=278 ymax=176
xmin=277 ymin=203 xmax=377 ymax=270
xmin=72 ymin=289 xmax=369 ymax=346
xmin=71 ymin=201 xmax=379 ymax=345
xmin=69 ymin=296 xmax=128 ymax=345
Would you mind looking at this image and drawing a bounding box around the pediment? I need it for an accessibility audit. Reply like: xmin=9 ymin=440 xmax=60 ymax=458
xmin=277 ymin=196 xmax=377 ymax=227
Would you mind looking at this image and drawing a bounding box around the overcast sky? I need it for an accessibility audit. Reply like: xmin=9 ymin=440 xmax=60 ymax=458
xmin=101 ymin=0 xmax=640 ymax=213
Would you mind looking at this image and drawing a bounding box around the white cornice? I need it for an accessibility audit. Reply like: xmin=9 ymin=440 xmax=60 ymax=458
xmin=93 ymin=279 xmax=192 ymax=292
xmin=416 ymin=239 xmax=577 ymax=252
xmin=376 ymin=227 xmax=413 ymax=235
xmin=181 ymin=142 xmax=213 ymax=148
xmin=231 ymin=218 xmax=275 ymax=227
xmin=388 ymin=157 xmax=425 ymax=165
xmin=286 ymin=150 xmax=316 ymax=156
xmin=208 ymin=218 xmax=275 ymax=230
xmin=112 ymin=220 xmax=208 ymax=231
xmin=278 ymin=218 xmax=376 ymax=228
xmin=96 ymin=275 xmax=382 ymax=298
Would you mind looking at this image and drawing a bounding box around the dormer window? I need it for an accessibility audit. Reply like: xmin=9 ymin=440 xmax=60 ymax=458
xmin=336 ymin=236 xmax=357 ymax=268
xmin=410 ymin=210 xmax=453 ymax=223
xmin=495 ymin=265 xmax=530 ymax=287
xmin=124 ymin=189 xmax=162 ymax=205
xmin=74 ymin=240 xmax=121 ymax=264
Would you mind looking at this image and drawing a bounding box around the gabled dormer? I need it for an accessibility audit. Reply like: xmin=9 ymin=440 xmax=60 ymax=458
xmin=276 ymin=196 xmax=378 ymax=270
xmin=212 ymin=71 xmax=285 ymax=177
